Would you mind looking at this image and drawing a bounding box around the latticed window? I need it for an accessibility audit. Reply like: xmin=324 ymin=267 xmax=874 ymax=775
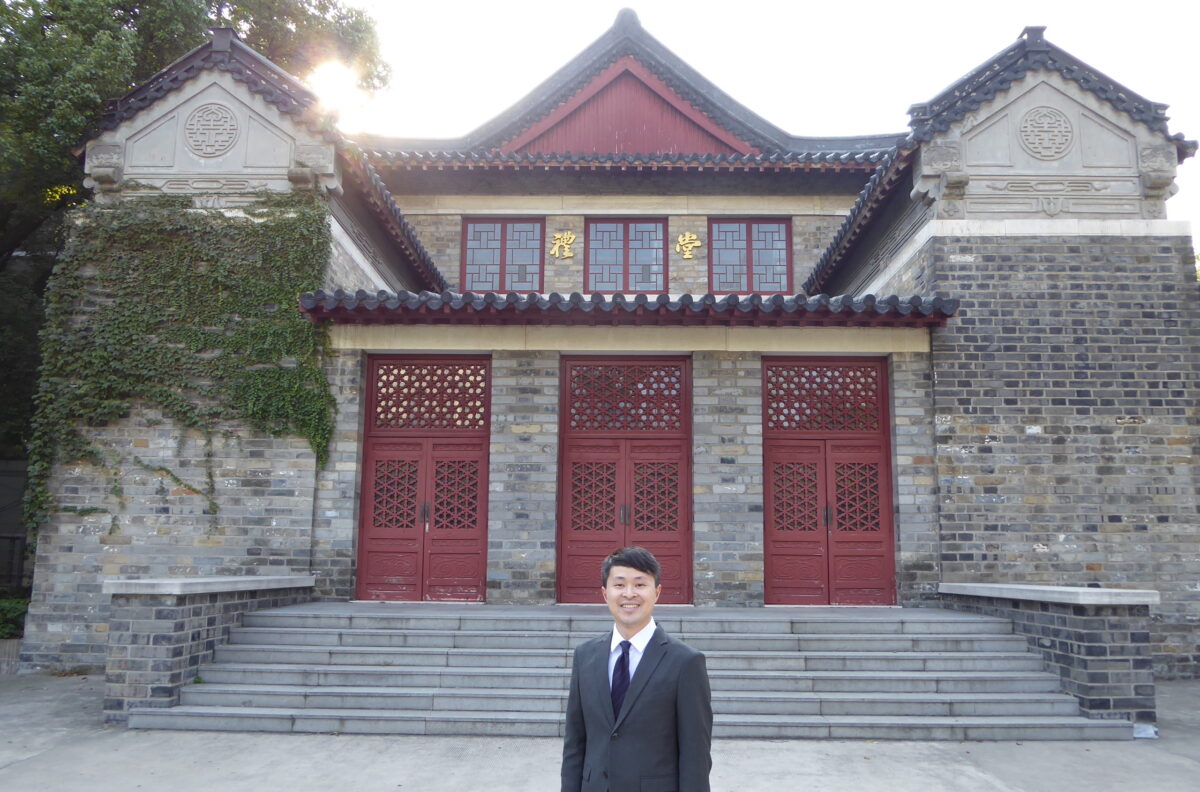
xmin=709 ymin=219 xmax=791 ymax=293
xmin=585 ymin=219 xmax=666 ymax=292
xmin=462 ymin=219 xmax=543 ymax=292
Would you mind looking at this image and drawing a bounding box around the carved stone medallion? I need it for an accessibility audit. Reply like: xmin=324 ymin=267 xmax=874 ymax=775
xmin=1018 ymin=107 xmax=1074 ymax=160
xmin=184 ymin=103 xmax=239 ymax=157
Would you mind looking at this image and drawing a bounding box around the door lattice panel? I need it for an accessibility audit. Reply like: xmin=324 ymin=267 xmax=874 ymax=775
xmin=567 ymin=363 xmax=684 ymax=432
xmin=373 ymin=459 xmax=419 ymax=531
xmin=764 ymin=363 xmax=881 ymax=432
xmin=433 ymin=460 xmax=481 ymax=530
xmin=835 ymin=462 xmax=880 ymax=532
xmin=569 ymin=462 xmax=618 ymax=531
xmin=770 ymin=461 xmax=819 ymax=531
xmin=633 ymin=462 xmax=679 ymax=533
xmin=373 ymin=362 xmax=489 ymax=431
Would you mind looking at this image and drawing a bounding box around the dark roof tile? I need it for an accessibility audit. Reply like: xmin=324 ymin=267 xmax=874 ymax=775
xmin=300 ymin=289 xmax=958 ymax=328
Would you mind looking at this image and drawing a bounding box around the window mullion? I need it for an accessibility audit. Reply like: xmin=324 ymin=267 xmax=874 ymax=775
xmin=499 ymin=222 xmax=510 ymax=292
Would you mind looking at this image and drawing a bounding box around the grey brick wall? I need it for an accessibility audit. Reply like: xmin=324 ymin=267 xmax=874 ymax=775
xmin=891 ymin=351 xmax=941 ymax=604
xmin=939 ymin=592 xmax=1157 ymax=723
xmin=486 ymin=351 xmax=560 ymax=602
xmin=926 ymin=235 xmax=1200 ymax=678
xmin=104 ymin=584 xmax=313 ymax=722
xmin=693 ymin=352 xmax=765 ymax=605
xmin=21 ymin=412 xmax=320 ymax=670
xmin=312 ymin=349 xmax=364 ymax=599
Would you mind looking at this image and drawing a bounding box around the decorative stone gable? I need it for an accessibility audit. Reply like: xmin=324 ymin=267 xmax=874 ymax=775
xmin=84 ymin=72 xmax=338 ymax=206
xmin=911 ymin=72 xmax=1178 ymax=220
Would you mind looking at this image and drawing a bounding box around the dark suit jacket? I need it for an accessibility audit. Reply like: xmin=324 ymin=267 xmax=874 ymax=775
xmin=561 ymin=625 xmax=712 ymax=792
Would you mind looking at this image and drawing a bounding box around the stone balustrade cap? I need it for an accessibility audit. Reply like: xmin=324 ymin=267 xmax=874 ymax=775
xmin=939 ymin=582 xmax=1160 ymax=605
xmin=102 ymin=575 xmax=316 ymax=595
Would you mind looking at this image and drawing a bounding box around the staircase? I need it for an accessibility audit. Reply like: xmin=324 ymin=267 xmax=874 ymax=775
xmin=128 ymin=603 xmax=1131 ymax=740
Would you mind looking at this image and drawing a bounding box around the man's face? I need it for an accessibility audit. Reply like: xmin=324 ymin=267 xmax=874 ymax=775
xmin=602 ymin=564 xmax=661 ymax=639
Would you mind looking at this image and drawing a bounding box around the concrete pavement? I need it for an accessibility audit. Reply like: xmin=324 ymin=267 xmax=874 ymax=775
xmin=1 ymin=673 xmax=1197 ymax=791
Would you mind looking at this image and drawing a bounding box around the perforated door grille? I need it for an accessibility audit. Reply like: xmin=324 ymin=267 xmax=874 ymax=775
xmin=770 ymin=461 xmax=819 ymax=531
xmin=433 ymin=460 xmax=480 ymax=530
xmin=835 ymin=462 xmax=880 ymax=532
xmin=374 ymin=362 xmax=488 ymax=430
xmin=373 ymin=459 xmax=419 ymax=531
xmin=567 ymin=363 xmax=684 ymax=432
xmin=765 ymin=363 xmax=881 ymax=432
xmin=569 ymin=462 xmax=618 ymax=531
xmin=633 ymin=462 xmax=679 ymax=532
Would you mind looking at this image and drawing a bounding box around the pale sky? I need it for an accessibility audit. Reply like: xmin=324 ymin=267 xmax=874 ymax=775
xmin=320 ymin=0 xmax=1200 ymax=230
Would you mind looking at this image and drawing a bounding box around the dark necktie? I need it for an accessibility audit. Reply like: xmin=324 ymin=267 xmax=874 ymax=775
xmin=611 ymin=640 xmax=631 ymax=718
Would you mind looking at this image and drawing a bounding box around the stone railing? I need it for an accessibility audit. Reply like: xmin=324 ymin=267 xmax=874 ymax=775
xmin=938 ymin=582 xmax=1160 ymax=726
xmin=101 ymin=575 xmax=315 ymax=723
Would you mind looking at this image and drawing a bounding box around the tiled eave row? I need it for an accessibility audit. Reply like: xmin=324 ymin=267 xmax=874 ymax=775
xmin=100 ymin=29 xmax=324 ymax=135
xmin=339 ymin=153 xmax=448 ymax=292
xmin=804 ymin=147 xmax=916 ymax=293
xmin=299 ymin=290 xmax=958 ymax=328
xmin=362 ymin=149 xmax=892 ymax=173
xmin=909 ymin=27 xmax=1196 ymax=160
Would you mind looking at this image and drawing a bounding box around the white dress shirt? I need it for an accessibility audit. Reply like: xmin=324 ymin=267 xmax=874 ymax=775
xmin=608 ymin=618 xmax=657 ymax=687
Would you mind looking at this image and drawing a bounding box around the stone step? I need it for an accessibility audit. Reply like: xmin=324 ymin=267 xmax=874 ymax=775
xmin=198 ymin=662 xmax=1063 ymax=693
xmin=212 ymin=643 xmax=1045 ymax=672
xmin=181 ymin=683 xmax=1083 ymax=717
xmin=229 ymin=626 xmax=1030 ymax=653
xmin=128 ymin=705 xmax=1132 ymax=741
xmin=242 ymin=608 xmax=1016 ymax=636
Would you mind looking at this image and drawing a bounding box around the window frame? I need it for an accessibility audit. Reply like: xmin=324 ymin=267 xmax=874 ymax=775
xmin=460 ymin=217 xmax=545 ymax=293
xmin=583 ymin=217 xmax=670 ymax=294
xmin=707 ymin=218 xmax=793 ymax=294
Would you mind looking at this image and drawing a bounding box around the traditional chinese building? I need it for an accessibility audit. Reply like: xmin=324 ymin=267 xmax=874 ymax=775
xmin=19 ymin=10 xmax=1199 ymax=723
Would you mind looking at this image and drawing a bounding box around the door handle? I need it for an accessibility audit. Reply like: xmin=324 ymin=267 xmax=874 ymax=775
xmin=620 ymin=504 xmax=630 ymax=525
xmin=824 ymin=504 xmax=833 ymax=532
xmin=422 ymin=502 xmax=430 ymax=533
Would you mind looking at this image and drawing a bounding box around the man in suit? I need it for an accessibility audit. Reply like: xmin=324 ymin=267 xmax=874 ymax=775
xmin=561 ymin=546 xmax=712 ymax=792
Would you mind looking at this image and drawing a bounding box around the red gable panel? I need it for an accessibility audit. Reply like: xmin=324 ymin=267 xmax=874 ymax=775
xmin=500 ymin=56 xmax=757 ymax=157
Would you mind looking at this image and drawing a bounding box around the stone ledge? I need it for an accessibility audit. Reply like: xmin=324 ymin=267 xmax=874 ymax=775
xmin=102 ymin=575 xmax=316 ymax=596
xmin=939 ymin=582 xmax=1160 ymax=606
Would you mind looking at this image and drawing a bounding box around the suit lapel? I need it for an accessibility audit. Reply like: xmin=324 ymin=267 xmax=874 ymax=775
xmin=614 ymin=625 xmax=669 ymax=728
xmin=585 ymin=635 xmax=616 ymax=729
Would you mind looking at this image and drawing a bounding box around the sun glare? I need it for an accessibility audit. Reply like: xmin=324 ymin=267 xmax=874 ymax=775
xmin=306 ymin=61 xmax=373 ymax=133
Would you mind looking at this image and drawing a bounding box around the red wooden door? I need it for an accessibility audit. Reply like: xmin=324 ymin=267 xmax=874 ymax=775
xmin=558 ymin=357 xmax=692 ymax=604
xmin=559 ymin=437 xmax=690 ymax=603
xmin=358 ymin=356 xmax=490 ymax=601
xmin=762 ymin=358 xmax=894 ymax=605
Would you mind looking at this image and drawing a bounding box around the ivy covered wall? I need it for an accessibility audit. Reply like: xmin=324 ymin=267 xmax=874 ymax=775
xmin=20 ymin=193 xmax=338 ymax=669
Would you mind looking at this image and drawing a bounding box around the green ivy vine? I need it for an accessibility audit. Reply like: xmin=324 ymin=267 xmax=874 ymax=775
xmin=23 ymin=192 xmax=335 ymax=537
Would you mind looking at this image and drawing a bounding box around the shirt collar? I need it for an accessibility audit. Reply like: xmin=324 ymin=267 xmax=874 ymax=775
xmin=610 ymin=618 xmax=657 ymax=653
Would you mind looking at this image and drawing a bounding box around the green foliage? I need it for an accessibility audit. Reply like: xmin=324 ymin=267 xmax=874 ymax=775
xmin=0 ymin=0 xmax=388 ymax=264
xmin=0 ymin=597 xmax=28 ymax=639
xmin=23 ymin=192 xmax=335 ymax=535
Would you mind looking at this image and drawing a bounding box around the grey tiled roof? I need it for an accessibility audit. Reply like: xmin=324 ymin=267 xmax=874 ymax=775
xmin=300 ymin=289 xmax=958 ymax=328
xmin=354 ymin=10 xmax=905 ymax=166
xmin=807 ymin=26 xmax=1197 ymax=293
xmin=93 ymin=29 xmax=448 ymax=293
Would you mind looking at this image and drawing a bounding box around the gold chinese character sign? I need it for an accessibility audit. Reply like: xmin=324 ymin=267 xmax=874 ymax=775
xmin=550 ymin=231 xmax=576 ymax=260
xmin=675 ymin=232 xmax=702 ymax=260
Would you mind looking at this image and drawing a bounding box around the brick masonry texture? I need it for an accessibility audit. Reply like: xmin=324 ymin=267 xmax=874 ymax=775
xmin=312 ymin=349 xmax=364 ymax=599
xmin=692 ymin=352 xmax=764 ymax=605
xmin=938 ymin=592 xmax=1157 ymax=722
xmin=103 ymin=585 xmax=313 ymax=722
xmin=21 ymin=410 xmax=321 ymax=670
xmin=890 ymin=351 xmax=941 ymax=604
xmin=923 ymin=235 xmax=1200 ymax=678
xmin=487 ymin=351 xmax=560 ymax=602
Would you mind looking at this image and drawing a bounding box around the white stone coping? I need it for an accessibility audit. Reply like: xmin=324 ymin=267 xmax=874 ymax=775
xmin=939 ymin=582 xmax=1159 ymax=606
xmin=102 ymin=575 xmax=316 ymax=596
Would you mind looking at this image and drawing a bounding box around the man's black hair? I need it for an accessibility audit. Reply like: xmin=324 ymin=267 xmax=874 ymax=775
xmin=601 ymin=546 xmax=661 ymax=586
